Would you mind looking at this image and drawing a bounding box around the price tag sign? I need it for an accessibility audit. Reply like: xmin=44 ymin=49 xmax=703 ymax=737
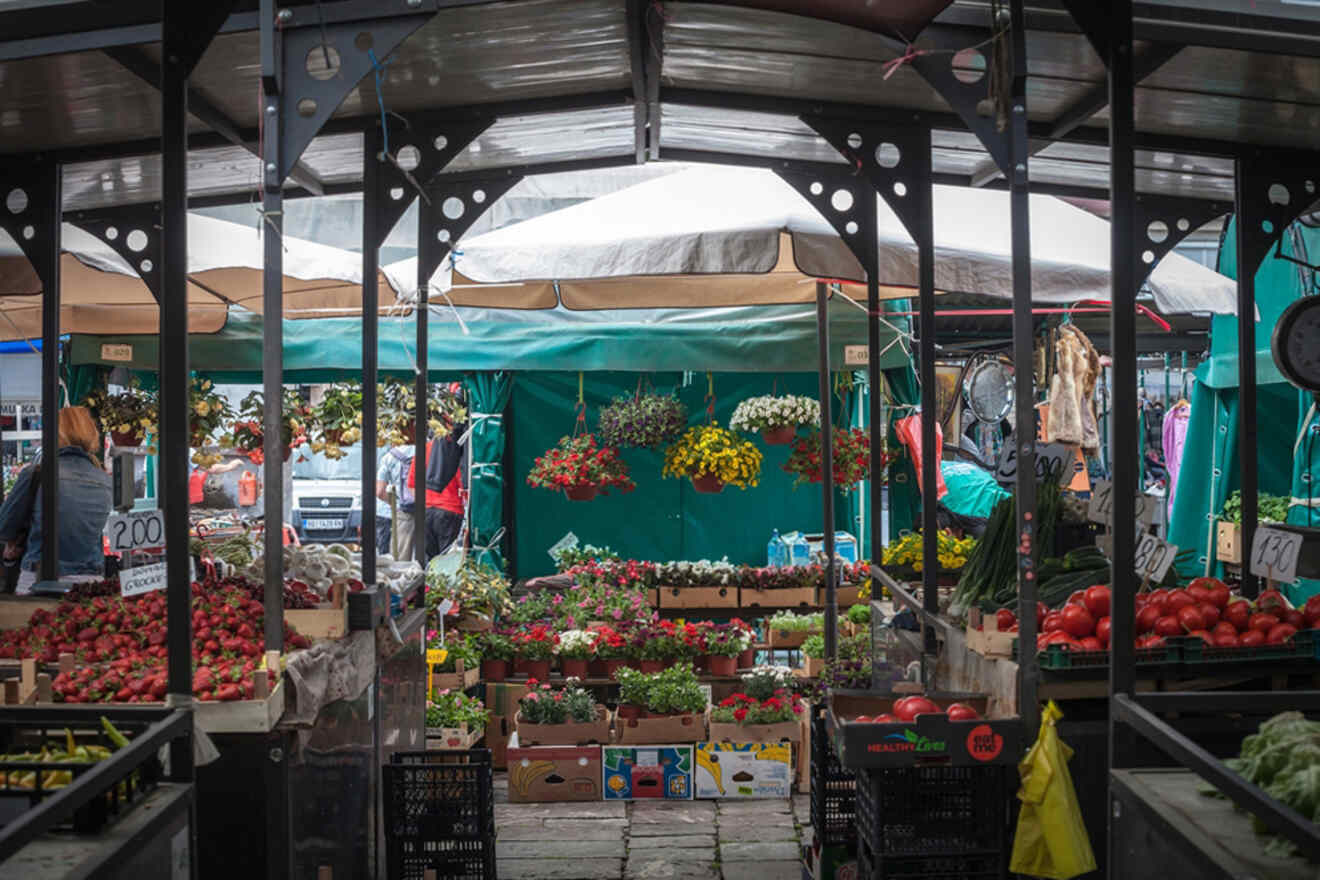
xmin=1134 ymin=533 xmax=1178 ymax=582
xmin=106 ymin=509 xmax=165 ymax=552
xmin=120 ymin=561 xmax=169 ymax=597
xmin=547 ymin=531 xmax=579 ymax=561
xmin=1250 ymin=526 xmax=1303 ymax=584
xmin=1087 ymin=481 xmax=1157 ymax=527
xmin=996 ymin=438 xmax=1074 ymax=486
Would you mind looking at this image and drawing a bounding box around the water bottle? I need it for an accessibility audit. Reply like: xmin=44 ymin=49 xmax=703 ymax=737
xmin=767 ymin=529 xmax=785 ymax=567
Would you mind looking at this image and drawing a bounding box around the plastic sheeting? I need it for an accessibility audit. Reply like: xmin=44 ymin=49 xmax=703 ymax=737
xmin=402 ymin=166 xmax=1238 ymax=315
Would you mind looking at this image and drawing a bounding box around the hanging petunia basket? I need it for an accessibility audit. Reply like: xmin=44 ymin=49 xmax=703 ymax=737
xmin=597 ymin=391 xmax=688 ymax=448
xmin=526 ymin=433 xmax=635 ymax=501
xmin=784 ymin=427 xmax=890 ymax=490
xmin=662 ymin=423 xmax=763 ymax=492
xmin=729 ymin=394 xmax=820 ymax=445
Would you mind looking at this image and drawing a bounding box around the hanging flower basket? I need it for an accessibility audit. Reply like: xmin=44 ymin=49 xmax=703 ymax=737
xmin=83 ymin=381 xmax=156 ymax=450
xmin=564 ymin=484 xmax=599 ymax=502
xmin=597 ymin=392 xmax=688 ymax=448
xmin=691 ymin=473 xmax=726 ymax=494
xmin=526 ymin=433 xmax=634 ymax=500
xmin=662 ymin=423 xmax=762 ymax=490
xmin=109 ymin=429 xmax=142 ymax=448
xmin=784 ymin=427 xmax=888 ymax=490
xmin=225 ymin=389 xmax=311 ymax=465
xmin=729 ymin=394 xmax=820 ymax=440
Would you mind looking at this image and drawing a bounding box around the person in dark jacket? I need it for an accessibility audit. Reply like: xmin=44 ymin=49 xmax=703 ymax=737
xmin=408 ymin=425 xmax=466 ymax=559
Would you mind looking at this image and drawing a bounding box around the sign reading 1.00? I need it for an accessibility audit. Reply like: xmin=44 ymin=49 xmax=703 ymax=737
xmin=106 ymin=509 xmax=165 ymax=552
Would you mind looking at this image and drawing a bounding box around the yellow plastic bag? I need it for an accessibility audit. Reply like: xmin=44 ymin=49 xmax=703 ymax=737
xmin=1009 ymin=700 xmax=1098 ymax=879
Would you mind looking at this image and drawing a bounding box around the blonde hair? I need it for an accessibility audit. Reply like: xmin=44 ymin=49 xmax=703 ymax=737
xmin=58 ymin=406 xmax=102 ymax=464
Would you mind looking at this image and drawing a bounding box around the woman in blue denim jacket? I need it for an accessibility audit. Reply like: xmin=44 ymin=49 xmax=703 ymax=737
xmin=0 ymin=407 xmax=112 ymax=592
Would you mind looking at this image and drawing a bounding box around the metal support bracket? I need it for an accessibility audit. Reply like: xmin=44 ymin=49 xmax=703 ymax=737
xmin=1056 ymin=0 xmax=1112 ymax=62
xmin=1235 ymin=152 xmax=1320 ymax=277
xmin=772 ymin=170 xmax=878 ymax=275
xmin=0 ymin=164 xmax=61 ymax=294
xmin=909 ymin=24 xmax=1013 ymax=176
xmin=67 ymin=205 xmax=164 ymax=300
xmin=1133 ymin=195 xmax=1232 ymax=288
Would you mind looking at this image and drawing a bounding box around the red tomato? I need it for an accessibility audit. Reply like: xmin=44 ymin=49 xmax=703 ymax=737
xmin=1257 ymin=589 xmax=1289 ymax=614
xmin=1078 ymin=636 xmax=1103 ymax=652
xmin=1083 ymin=585 xmax=1111 ymax=619
xmin=945 ymin=703 xmax=980 ymax=721
xmin=1185 ymin=630 xmax=1214 ymax=646
xmin=893 ymin=696 xmax=941 ymax=721
xmin=1067 ymin=590 xmax=1089 ymax=608
xmin=1146 ymin=589 xmax=1170 ymax=613
xmin=1036 ymin=602 xmax=1048 ymax=629
xmin=1214 ymin=632 xmax=1241 ymax=648
xmin=855 ymin=715 xmax=872 ymax=723
xmin=873 ymin=713 xmax=899 ymax=723
xmin=1136 ymin=604 xmax=1162 ymax=634
xmin=1041 ymin=632 xmax=1080 ymax=651
xmin=1166 ymin=590 xmax=1196 ymax=614
xmin=1283 ymin=610 xmax=1306 ymax=630
xmin=1186 ymin=583 xmax=1210 ymax=603
xmin=1176 ymin=605 xmax=1206 ymax=633
xmin=1267 ymin=623 xmax=1299 ymax=645
xmin=1249 ymin=613 xmax=1281 ymax=634
xmin=1211 ymin=621 xmax=1238 ymax=639
xmin=995 ymin=609 xmax=1017 ymax=632
xmin=1224 ymin=600 xmax=1252 ymax=632
xmin=1240 ymin=629 xmax=1266 ymax=648
xmin=1042 ymin=611 xmax=1065 ymax=634
xmin=1137 ymin=634 xmax=1167 ymax=649
xmin=1095 ymin=616 xmax=1111 ymax=647
xmin=1154 ymin=616 xmax=1183 ymax=638
xmin=1205 ymin=584 xmax=1231 ymax=609
xmin=1060 ymin=605 xmax=1096 ymax=638
xmin=1195 ymin=603 xmax=1220 ymax=628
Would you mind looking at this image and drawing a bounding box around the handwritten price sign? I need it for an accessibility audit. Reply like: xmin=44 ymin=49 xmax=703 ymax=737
xmin=1087 ymin=481 xmax=1157 ymax=527
xmin=1250 ymin=527 xmax=1302 ymax=584
xmin=1134 ymin=533 xmax=1177 ymax=582
xmin=996 ymin=439 xmax=1075 ymax=486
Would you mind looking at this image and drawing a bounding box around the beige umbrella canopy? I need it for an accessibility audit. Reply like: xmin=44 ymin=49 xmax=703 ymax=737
xmin=0 ymin=213 xmax=401 ymax=341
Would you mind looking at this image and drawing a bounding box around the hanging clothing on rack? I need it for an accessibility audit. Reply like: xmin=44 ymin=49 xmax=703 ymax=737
xmin=1162 ymin=400 xmax=1191 ymax=517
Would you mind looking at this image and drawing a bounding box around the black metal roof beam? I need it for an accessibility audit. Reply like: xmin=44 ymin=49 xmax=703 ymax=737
xmin=970 ymin=42 xmax=1183 ymax=187
xmin=102 ymin=46 xmax=325 ymax=196
xmin=625 ymin=0 xmax=648 ymax=164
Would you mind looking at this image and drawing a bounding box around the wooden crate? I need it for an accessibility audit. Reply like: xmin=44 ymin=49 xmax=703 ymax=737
xmin=0 ymin=597 xmax=60 ymax=631
xmin=741 ymin=587 xmax=816 ymax=609
xmin=658 ymin=585 xmax=738 ymax=609
xmin=767 ymin=628 xmax=814 ymax=649
xmin=1217 ymin=521 xmax=1242 ymax=564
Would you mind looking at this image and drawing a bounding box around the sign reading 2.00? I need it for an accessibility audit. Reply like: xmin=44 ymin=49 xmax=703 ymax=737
xmin=106 ymin=509 xmax=166 ymax=552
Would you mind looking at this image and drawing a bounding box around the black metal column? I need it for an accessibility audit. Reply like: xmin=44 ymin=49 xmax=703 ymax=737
xmin=361 ymin=128 xmax=381 ymax=584
xmin=816 ymin=282 xmax=837 ymax=660
xmin=1009 ymin=0 xmax=1040 ymax=731
xmin=159 ymin=10 xmax=192 ymax=772
xmin=36 ymin=166 xmax=61 ymax=583
xmin=1233 ymin=161 xmax=1259 ymax=598
xmin=1107 ymin=0 xmax=1138 ymax=703
xmin=260 ymin=0 xmax=284 ymax=651
xmin=413 ymin=230 xmax=428 ymax=565
xmin=867 ymin=267 xmax=884 ymax=560
xmin=917 ymin=207 xmax=938 ymax=659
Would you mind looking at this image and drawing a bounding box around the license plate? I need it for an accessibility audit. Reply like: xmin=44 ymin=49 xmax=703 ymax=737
xmin=304 ymin=519 xmax=345 ymax=531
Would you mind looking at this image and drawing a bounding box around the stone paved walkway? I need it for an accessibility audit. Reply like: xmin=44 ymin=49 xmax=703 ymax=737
xmin=494 ymin=773 xmax=812 ymax=880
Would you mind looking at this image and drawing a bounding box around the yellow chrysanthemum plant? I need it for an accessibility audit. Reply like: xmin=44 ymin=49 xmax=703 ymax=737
xmin=189 ymin=376 xmax=233 ymax=466
xmin=661 ymin=423 xmax=763 ymax=494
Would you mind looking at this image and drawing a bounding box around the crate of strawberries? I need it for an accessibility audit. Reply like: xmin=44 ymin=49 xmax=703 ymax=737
xmin=825 ymin=689 xmax=1022 ymax=769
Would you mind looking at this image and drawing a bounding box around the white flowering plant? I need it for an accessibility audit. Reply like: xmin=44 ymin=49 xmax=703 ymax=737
xmin=729 ymin=394 xmax=820 ymax=433
xmin=740 ymin=665 xmax=796 ymax=701
xmin=656 ymin=557 xmax=740 ymax=587
xmin=555 ymin=629 xmax=598 ymax=660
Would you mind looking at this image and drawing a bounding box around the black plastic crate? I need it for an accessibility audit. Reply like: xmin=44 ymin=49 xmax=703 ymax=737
xmin=857 ymin=838 xmax=1003 ymax=879
xmin=385 ymin=749 xmax=496 ymax=879
xmin=810 ymin=703 xmax=857 ymax=848
xmin=855 ymin=765 xmax=1010 ymax=861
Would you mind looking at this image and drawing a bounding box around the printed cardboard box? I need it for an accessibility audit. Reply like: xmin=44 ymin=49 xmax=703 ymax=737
xmin=707 ymin=711 xmax=803 ymax=745
xmin=515 ymin=706 xmax=612 ymax=746
xmin=602 ymin=745 xmax=693 ymax=800
xmin=694 ymin=742 xmax=793 ymax=799
xmin=506 ymin=741 xmax=603 ymax=803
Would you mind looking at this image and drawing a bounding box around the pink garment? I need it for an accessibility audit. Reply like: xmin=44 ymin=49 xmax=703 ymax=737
xmin=1162 ymin=403 xmax=1190 ymax=516
xmin=895 ymin=414 xmax=948 ymax=501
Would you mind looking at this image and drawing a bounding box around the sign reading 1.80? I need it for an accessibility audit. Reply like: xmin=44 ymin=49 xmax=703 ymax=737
xmin=106 ymin=509 xmax=165 ymax=552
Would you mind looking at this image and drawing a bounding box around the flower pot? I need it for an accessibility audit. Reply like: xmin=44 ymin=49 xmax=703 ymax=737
xmin=617 ymin=704 xmax=643 ymax=721
xmin=110 ymin=430 xmax=141 ymax=448
xmin=480 ymin=659 xmax=508 ymax=682
xmin=625 ymin=659 xmax=643 ymax=671
xmin=762 ymin=425 xmax=797 ymax=445
xmin=512 ymin=658 xmax=529 ymax=675
xmin=738 ymin=648 xmax=756 ymax=669
xmin=588 ymin=658 xmax=608 ymax=677
xmin=560 ymin=658 xmax=590 ymax=679
xmin=603 ymin=659 xmax=626 ymax=678
xmin=638 ymin=659 xmax=665 ymax=674
xmin=707 ymin=655 xmax=737 ymax=677
xmin=691 ymin=473 xmax=725 ymax=494
xmin=564 ymin=484 xmax=599 ymax=502
xmin=522 ymin=659 xmax=551 ymax=681
xmin=693 ymin=654 xmax=710 ymax=672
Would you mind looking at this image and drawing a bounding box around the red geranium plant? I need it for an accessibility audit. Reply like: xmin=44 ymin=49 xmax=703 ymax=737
xmin=526 ymin=434 xmax=634 ymax=501
xmin=784 ymin=427 xmax=889 ymax=490
xmin=710 ymin=691 xmax=803 ymax=724
xmin=512 ymin=623 xmax=559 ymax=661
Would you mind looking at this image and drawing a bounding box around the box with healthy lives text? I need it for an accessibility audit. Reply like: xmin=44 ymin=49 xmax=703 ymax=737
xmin=602 ymin=745 xmax=693 ymax=800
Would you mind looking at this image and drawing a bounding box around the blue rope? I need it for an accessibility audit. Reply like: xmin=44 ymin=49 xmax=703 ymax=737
xmin=368 ymin=48 xmax=392 ymax=156
xmin=449 ymin=247 xmax=464 ymax=271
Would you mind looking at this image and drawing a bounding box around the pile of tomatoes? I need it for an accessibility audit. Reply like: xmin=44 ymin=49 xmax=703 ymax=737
xmin=853 ymin=695 xmax=982 ymax=723
xmin=1021 ymin=577 xmax=1318 ymax=654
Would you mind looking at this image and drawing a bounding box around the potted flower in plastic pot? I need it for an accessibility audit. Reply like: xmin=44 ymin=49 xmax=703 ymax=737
xmin=637 ymin=622 xmax=685 ymax=673
xmin=613 ymin=665 xmax=651 ymax=721
xmin=662 ymin=423 xmax=762 ymax=494
xmin=515 ymin=678 xmax=611 ymax=746
xmin=729 ymin=394 xmax=820 ymax=445
xmin=597 ymin=391 xmax=688 ymax=449
xmin=705 ymin=623 xmax=752 ymax=676
xmin=477 ymin=632 xmax=514 ymax=682
xmin=588 ymin=625 xmax=630 ymax=678
xmin=556 ymin=629 xmax=597 ymax=679
xmin=512 ymin=624 xmax=558 ymax=681
xmin=425 ymin=689 xmax=491 ymax=748
xmin=708 ymin=689 xmax=804 ymax=744
xmin=615 ymin=664 xmax=708 ymax=744
xmin=526 ymin=433 xmax=635 ymax=501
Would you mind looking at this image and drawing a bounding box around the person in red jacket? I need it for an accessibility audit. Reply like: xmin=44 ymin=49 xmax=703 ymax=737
xmin=407 ymin=426 xmax=466 ymax=559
